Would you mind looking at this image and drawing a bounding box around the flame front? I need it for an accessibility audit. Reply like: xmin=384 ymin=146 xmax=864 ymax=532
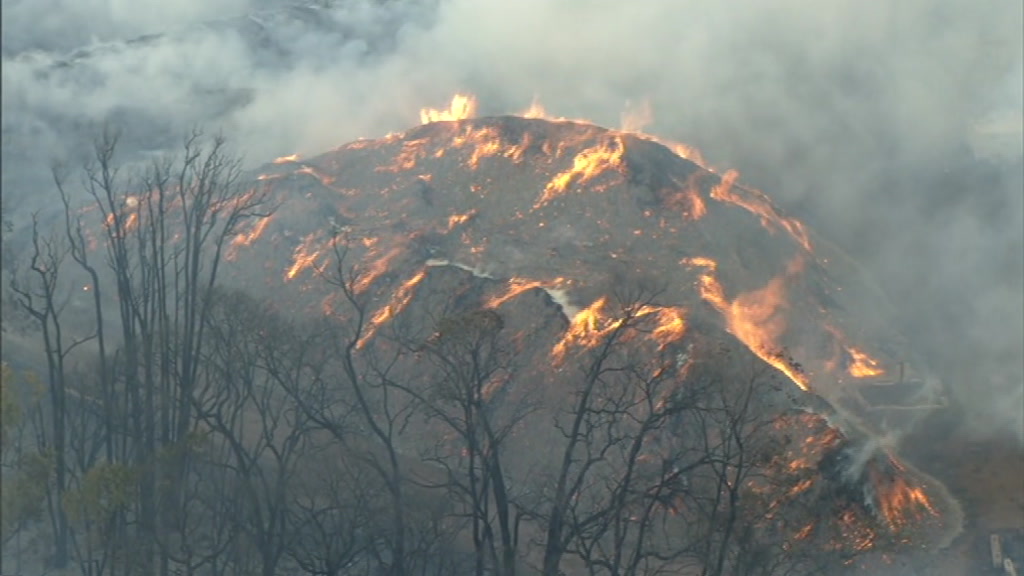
xmin=662 ymin=172 xmax=707 ymax=221
xmin=227 ymin=214 xmax=273 ymax=261
xmin=521 ymin=96 xmax=547 ymax=119
xmin=847 ymin=346 xmax=885 ymax=378
xmin=536 ymin=135 xmax=626 ymax=208
xmin=447 ymin=210 xmax=477 ymax=231
xmin=688 ymin=256 xmax=810 ymax=391
xmin=870 ymin=455 xmax=939 ymax=531
xmin=514 ymin=95 xmax=708 ymax=167
xmin=550 ymin=298 xmax=687 ymax=363
xmin=285 ymin=233 xmax=326 ymax=281
xmin=421 ymin=94 xmax=478 ymax=124
xmin=445 ymin=126 xmax=532 ymax=169
xmin=551 ymin=297 xmax=624 ymax=363
xmin=353 ymin=246 xmax=404 ymax=294
xmin=378 ymin=138 xmax=432 ymax=173
xmin=261 ymin=92 xmax=882 ymax=401
xmin=295 ymin=165 xmax=337 ymax=187
xmin=358 ymin=269 xmax=428 ymax=349
xmin=710 ymin=170 xmax=813 ymax=253
xmin=486 ymin=277 xmax=568 ymax=309
xmin=635 ymin=305 xmax=687 ymax=349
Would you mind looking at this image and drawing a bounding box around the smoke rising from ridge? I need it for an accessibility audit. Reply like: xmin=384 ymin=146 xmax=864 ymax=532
xmin=2 ymin=0 xmax=1021 ymax=442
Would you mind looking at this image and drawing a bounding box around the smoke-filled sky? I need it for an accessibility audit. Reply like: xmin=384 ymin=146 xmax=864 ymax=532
xmin=2 ymin=0 xmax=1022 ymax=440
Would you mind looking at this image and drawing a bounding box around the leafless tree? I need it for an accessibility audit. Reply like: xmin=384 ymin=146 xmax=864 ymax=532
xmin=1 ymin=365 xmax=53 ymax=574
xmin=55 ymin=164 xmax=115 ymax=463
xmin=149 ymin=428 xmax=241 ymax=576
xmin=520 ymin=284 xmax=851 ymax=576
xmin=394 ymin=308 xmax=535 ymax=576
xmin=190 ymin=289 xmax=313 ymax=576
xmin=7 ymin=216 xmax=93 ymax=569
xmin=48 ymin=126 xmax=274 ymax=574
xmin=683 ymin=351 xmax=788 ymax=576
xmin=284 ymin=442 xmax=382 ymax=576
xmin=274 ymin=237 xmax=423 ymax=576
xmin=533 ymin=290 xmax=715 ymax=576
xmin=61 ymin=361 xmax=124 ymax=574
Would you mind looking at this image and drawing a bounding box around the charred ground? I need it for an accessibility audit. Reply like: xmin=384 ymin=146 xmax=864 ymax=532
xmin=223 ymin=116 xmax=961 ymax=553
xmin=2 ymin=115 xmax=972 ymax=575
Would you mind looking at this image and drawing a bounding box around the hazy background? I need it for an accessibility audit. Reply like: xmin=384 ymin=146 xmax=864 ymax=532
xmin=3 ymin=0 xmax=1021 ymax=441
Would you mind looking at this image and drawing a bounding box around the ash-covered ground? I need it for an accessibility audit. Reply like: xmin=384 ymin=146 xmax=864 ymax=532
xmin=207 ymin=115 xmax=962 ymax=561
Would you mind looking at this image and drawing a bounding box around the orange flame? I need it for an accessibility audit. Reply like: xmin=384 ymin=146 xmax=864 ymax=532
xmin=710 ymin=170 xmax=813 ymax=253
xmin=353 ymin=246 xmax=404 ymax=294
xmin=486 ymin=277 xmax=564 ymax=309
xmin=794 ymin=522 xmax=815 ymax=540
xmin=838 ymin=509 xmax=877 ymax=551
xmin=847 ymin=347 xmax=885 ymax=378
xmin=285 ymin=233 xmax=325 ymax=281
xmin=662 ymin=140 xmax=707 ymax=167
xmin=536 ymin=135 xmax=626 ymax=208
xmin=662 ymin=172 xmax=707 ymax=221
xmin=226 ymin=214 xmax=273 ymax=261
xmin=446 ymin=126 xmax=532 ymax=169
xmin=420 ymin=94 xmax=477 ymax=124
xmin=378 ymin=138 xmax=432 ymax=173
xmin=687 ymin=255 xmax=811 ymax=391
xmin=358 ymin=269 xmax=428 ymax=349
xmin=273 ymin=154 xmax=299 ymax=164
xmin=551 ymin=297 xmax=624 ymax=362
xmin=516 ymin=96 xmax=591 ymax=124
xmin=871 ymin=458 xmax=939 ymax=531
xmin=103 ymin=203 xmax=140 ymax=234
xmin=516 ymin=95 xmax=707 ymax=168
xmin=787 ymin=478 xmax=815 ymax=498
xmin=447 ymin=210 xmax=477 ymax=231
xmin=683 ymin=256 xmax=718 ymax=271
xmin=295 ymin=165 xmax=336 ymax=187
xmin=635 ymin=305 xmax=687 ymax=349
xmin=521 ymin=96 xmax=548 ymax=119
xmin=550 ymin=300 xmax=685 ymax=360
xmin=686 ymin=188 xmax=707 ymax=221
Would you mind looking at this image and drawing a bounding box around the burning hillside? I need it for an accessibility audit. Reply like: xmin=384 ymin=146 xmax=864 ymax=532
xmin=230 ymin=97 xmax=945 ymax=423
xmin=81 ymin=95 xmax=961 ymax=567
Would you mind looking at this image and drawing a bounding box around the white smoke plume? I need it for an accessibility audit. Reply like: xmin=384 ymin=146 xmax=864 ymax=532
xmin=2 ymin=0 xmax=1021 ymax=442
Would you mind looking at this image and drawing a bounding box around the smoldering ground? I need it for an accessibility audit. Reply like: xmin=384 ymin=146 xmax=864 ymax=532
xmin=2 ymin=0 xmax=1022 ymax=442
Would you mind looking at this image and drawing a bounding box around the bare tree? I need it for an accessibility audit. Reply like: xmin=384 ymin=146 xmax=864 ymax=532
xmin=534 ymin=290 xmax=715 ymax=576
xmin=62 ymin=361 xmax=124 ymax=574
xmin=54 ymin=159 xmax=125 ymax=471
xmin=683 ymin=351 xmax=787 ymax=576
xmin=396 ymin=308 xmax=535 ymax=576
xmin=150 ymin=428 xmax=240 ymax=576
xmin=7 ymin=217 xmax=93 ymax=569
xmin=50 ymin=126 xmax=274 ymax=574
xmin=285 ymin=442 xmax=382 ymax=576
xmin=1 ymin=365 xmax=53 ymax=574
xmin=190 ymin=289 xmax=313 ymax=576
xmin=275 ymin=237 xmax=423 ymax=576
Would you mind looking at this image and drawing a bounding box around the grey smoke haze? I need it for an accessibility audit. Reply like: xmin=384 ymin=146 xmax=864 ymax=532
xmin=2 ymin=0 xmax=1022 ymax=441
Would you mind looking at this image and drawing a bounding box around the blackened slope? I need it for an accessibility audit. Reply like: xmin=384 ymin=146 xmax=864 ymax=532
xmin=235 ymin=116 xmax=926 ymax=421
xmin=217 ymin=115 xmax=960 ymax=554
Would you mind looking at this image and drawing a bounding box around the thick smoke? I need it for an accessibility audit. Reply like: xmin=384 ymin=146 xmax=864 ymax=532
xmin=2 ymin=0 xmax=1021 ymax=442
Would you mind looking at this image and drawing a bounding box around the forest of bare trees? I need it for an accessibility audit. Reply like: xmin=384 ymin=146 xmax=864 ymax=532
xmin=1 ymin=131 xmax=861 ymax=576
